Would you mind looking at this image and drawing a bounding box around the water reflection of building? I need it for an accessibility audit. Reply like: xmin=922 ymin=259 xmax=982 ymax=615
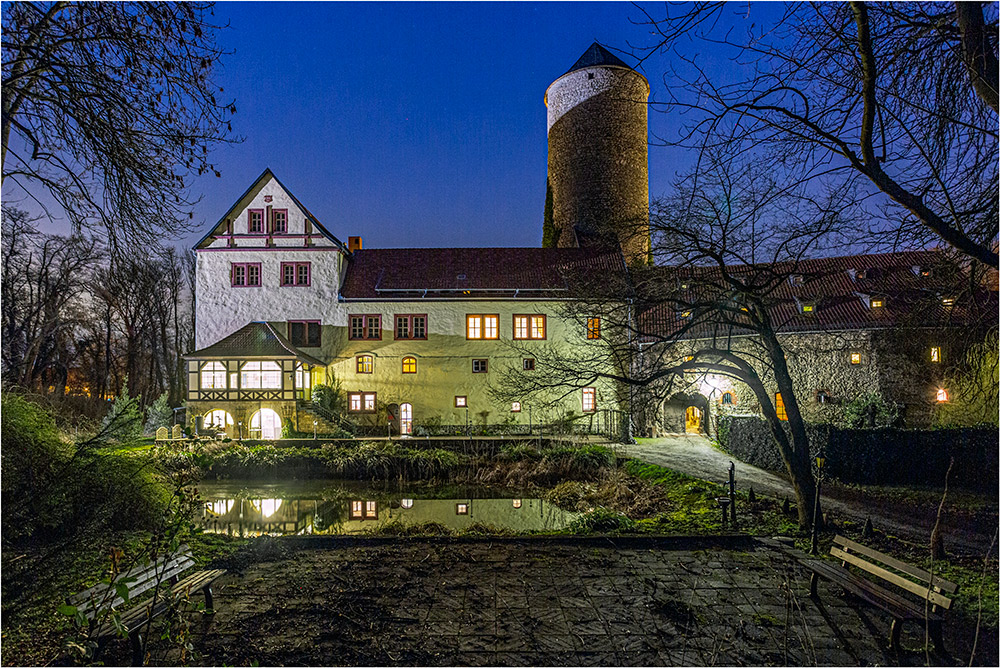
xmin=199 ymin=497 xmax=317 ymax=537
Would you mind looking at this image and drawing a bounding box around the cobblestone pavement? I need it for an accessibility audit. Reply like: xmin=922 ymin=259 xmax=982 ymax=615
xmin=163 ymin=536 xmax=935 ymax=667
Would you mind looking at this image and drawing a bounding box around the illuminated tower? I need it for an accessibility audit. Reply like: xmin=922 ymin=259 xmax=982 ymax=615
xmin=545 ymin=42 xmax=650 ymax=264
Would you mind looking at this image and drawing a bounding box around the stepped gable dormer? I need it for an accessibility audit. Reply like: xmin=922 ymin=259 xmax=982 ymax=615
xmin=194 ymin=168 xmax=348 ymax=252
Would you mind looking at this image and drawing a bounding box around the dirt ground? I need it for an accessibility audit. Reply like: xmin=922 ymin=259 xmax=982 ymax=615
xmin=124 ymin=536 xmax=996 ymax=667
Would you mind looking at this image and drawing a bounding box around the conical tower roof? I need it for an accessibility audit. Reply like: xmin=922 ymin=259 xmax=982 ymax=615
xmin=565 ymin=42 xmax=633 ymax=74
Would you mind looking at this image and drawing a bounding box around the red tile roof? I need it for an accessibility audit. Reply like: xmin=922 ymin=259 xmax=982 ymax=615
xmin=340 ymin=247 xmax=627 ymax=300
xmin=637 ymin=250 xmax=997 ymax=339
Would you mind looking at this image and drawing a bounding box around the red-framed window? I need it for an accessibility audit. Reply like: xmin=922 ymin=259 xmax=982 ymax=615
xmin=513 ymin=314 xmax=546 ymax=340
xmin=466 ymin=314 xmax=499 ymax=339
xmin=287 ymin=321 xmax=321 ymax=347
xmin=582 ymin=387 xmax=596 ymax=413
xmin=231 ymin=262 xmax=261 ymax=287
xmin=248 ymin=209 xmax=265 ymax=234
xmin=349 ymin=315 xmax=381 ymax=340
xmin=280 ymin=262 xmax=311 ymax=287
xmin=356 ymin=355 xmax=374 ymax=374
xmin=348 ymin=392 xmax=377 ymax=413
xmin=395 ymin=314 xmax=427 ymax=340
xmin=272 ymin=209 xmax=288 ymax=234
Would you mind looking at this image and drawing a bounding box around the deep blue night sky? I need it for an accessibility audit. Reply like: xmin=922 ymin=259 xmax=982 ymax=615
xmin=17 ymin=1 xmax=787 ymax=249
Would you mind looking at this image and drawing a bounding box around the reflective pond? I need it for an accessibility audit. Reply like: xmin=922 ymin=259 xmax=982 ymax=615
xmin=195 ymin=480 xmax=579 ymax=537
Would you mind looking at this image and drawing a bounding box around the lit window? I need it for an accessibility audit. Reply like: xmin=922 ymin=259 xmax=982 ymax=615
xmin=356 ymin=355 xmax=374 ymax=374
xmin=395 ymin=314 xmax=427 ymax=340
xmin=680 ymin=310 xmax=692 ymax=319
xmin=941 ymin=297 xmax=955 ymax=307
xmin=203 ymin=409 xmax=233 ymax=429
xmin=936 ymin=388 xmax=948 ymax=402
xmin=248 ymin=209 xmax=264 ymax=233
xmin=454 ymin=396 xmax=467 ymax=408
xmin=775 ymin=393 xmax=787 ymax=421
xmin=512 ymin=499 xmax=522 ymax=509
xmin=350 ymin=315 xmax=381 ymax=340
xmin=523 ymin=358 xmax=535 ymax=371
xmin=467 ymin=314 xmax=499 ymax=339
xmin=272 ymin=209 xmax=288 ymax=234
xmin=402 ymin=356 xmax=416 ymax=374
xmin=587 ymin=317 xmax=601 ymax=339
xmin=849 ymin=352 xmax=862 ymax=365
xmin=721 ymin=392 xmax=733 ymax=405
xmin=930 ymin=346 xmax=941 ymax=363
xmin=401 ymin=498 xmax=413 ymax=509
xmin=365 ymin=500 xmax=377 ymax=519
xmin=870 ymin=298 xmax=884 ymax=309
xmin=288 ymin=320 xmax=321 ymax=347
xmin=231 ymin=262 xmax=261 ymax=287
xmin=200 ymin=361 xmax=227 ymax=389
xmin=280 ymin=262 xmax=310 ymax=286
xmin=350 ymin=500 xmax=363 ymax=519
xmin=456 ymin=503 xmax=469 ymax=515
xmin=472 ymin=359 xmax=488 ymax=373
xmin=582 ymin=387 xmax=596 ymax=413
xmin=801 ymin=303 xmax=815 ymax=314
xmin=348 ymin=392 xmax=377 ymax=413
xmin=240 ymin=361 xmax=281 ymax=389
xmin=513 ymin=315 xmax=547 ymax=340
xmin=511 ymin=402 xmax=521 ymax=412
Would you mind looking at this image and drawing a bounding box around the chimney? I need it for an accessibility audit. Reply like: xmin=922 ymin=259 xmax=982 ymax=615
xmin=348 ymin=236 xmax=363 ymax=252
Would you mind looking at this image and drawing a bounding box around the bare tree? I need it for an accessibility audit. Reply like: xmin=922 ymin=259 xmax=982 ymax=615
xmin=631 ymin=1 xmax=998 ymax=267
xmin=2 ymin=1 xmax=237 ymax=249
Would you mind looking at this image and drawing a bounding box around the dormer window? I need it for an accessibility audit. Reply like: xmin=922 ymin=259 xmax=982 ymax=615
xmin=679 ymin=310 xmax=692 ymax=319
xmin=869 ymin=297 xmax=885 ymax=309
xmin=856 ymin=267 xmax=879 ymax=280
xmin=789 ymin=274 xmax=804 ymax=286
xmin=941 ymin=296 xmax=955 ymax=307
xmin=801 ymin=303 xmax=816 ymax=314
xmin=912 ymin=265 xmax=933 ymax=277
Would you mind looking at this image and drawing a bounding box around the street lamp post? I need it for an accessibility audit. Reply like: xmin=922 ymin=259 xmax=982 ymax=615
xmin=810 ymin=452 xmax=826 ymax=555
xmin=313 ymin=420 xmax=317 ymax=440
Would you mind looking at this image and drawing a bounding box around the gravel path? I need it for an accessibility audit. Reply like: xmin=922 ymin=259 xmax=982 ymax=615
xmin=621 ymin=436 xmax=996 ymax=556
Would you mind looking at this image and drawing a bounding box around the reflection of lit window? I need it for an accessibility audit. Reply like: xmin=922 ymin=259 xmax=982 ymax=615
xmin=456 ymin=503 xmax=469 ymax=515
xmin=936 ymin=388 xmax=948 ymax=402
xmin=205 ymin=499 xmax=234 ymax=516
xmin=849 ymin=352 xmax=862 ymax=365
xmin=512 ymin=499 xmax=522 ymax=509
xmin=511 ymin=402 xmax=521 ymax=412
xmin=401 ymin=498 xmax=413 ymax=509
xmin=260 ymin=498 xmax=282 ymax=519
xmin=930 ymin=346 xmax=941 ymax=363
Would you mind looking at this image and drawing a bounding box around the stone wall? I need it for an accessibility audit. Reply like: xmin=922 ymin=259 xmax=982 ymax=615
xmin=546 ymin=66 xmax=649 ymax=264
xmin=720 ymin=414 xmax=998 ymax=491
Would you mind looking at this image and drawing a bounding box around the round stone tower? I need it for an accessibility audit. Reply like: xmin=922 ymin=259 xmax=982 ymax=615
xmin=545 ymin=42 xmax=650 ymax=264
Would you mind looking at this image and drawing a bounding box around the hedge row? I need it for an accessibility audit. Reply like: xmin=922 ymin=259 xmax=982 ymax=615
xmin=719 ymin=415 xmax=998 ymax=490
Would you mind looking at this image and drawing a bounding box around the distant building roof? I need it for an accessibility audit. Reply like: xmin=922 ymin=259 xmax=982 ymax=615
xmin=637 ymin=250 xmax=997 ymax=339
xmin=185 ymin=321 xmax=325 ymax=365
xmin=566 ymin=42 xmax=633 ymax=74
xmin=339 ymin=246 xmax=627 ymax=300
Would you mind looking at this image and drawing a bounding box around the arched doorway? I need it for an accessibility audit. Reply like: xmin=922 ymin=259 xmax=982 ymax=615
xmin=400 ymin=403 xmax=413 ymax=435
xmin=203 ymin=409 xmax=234 ymax=435
xmin=685 ymin=406 xmax=703 ymax=434
xmin=250 ymin=408 xmax=282 ymax=440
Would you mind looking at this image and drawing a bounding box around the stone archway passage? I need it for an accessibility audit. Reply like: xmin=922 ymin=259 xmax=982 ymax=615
xmin=685 ymin=406 xmax=702 ymax=434
xmin=250 ymin=408 xmax=282 ymax=440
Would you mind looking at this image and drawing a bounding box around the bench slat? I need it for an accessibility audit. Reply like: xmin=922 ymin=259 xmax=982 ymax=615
xmin=833 ymin=536 xmax=957 ymax=593
xmin=69 ymin=547 xmax=194 ymax=606
xmin=832 ymin=547 xmax=952 ymax=610
xmin=802 ymin=559 xmax=943 ymax=622
xmin=73 ymin=559 xmax=197 ymax=618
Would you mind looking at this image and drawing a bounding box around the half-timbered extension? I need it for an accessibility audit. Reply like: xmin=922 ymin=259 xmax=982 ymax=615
xmin=184 ymin=322 xmax=326 ymax=439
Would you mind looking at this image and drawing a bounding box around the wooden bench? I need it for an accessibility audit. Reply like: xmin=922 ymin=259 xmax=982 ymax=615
xmin=799 ymin=535 xmax=958 ymax=653
xmin=67 ymin=545 xmax=226 ymax=665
